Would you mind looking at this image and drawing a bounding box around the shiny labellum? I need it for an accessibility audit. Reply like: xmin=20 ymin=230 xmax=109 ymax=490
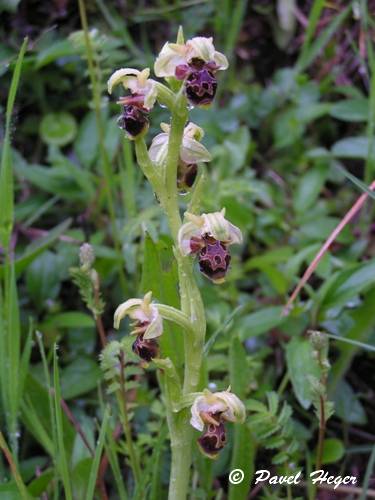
xmin=117 ymin=105 xmax=149 ymax=139
xmin=177 ymin=162 xmax=198 ymax=192
xmin=197 ymin=419 xmax=227 ymax=459
xmin=185 ymin=68 xmax=217 ymax=106
xmin=198 ymin=237 xmax=231 ymax=283
xmin=132 ymin=334 xmax=159 ymax=362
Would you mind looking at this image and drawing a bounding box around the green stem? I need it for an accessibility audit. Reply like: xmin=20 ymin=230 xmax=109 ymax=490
xmin=163 ymin=90 xmax=187 ymax=241
xmin=156 ymin=304 xmax=195 ymax=338
xmin=117 ymin=352 xmax=141 ymax=484
xmin=158 ymin=92 xmax=206 ymax=500
xmin=77 ymin=0 xmax=127 ymax=294
xmin=134 ymin=138 xmax=164 ymax=195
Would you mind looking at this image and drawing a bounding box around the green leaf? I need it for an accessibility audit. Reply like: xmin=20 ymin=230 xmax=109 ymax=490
xmin=39 ymin=312 xmax=95 ymax=331
xmin=40 ymin=112 xmax=78 ymax=147
xmin=245 ymin=246 xmax=293 ymax=270
xmin=330 ymin=288 xmax=375 ymax=392
xmin=330 ymin=98 xmax=368 ymax=122
xmin=229 ymin=336 xmax=255 ymax=500
xmin=319 ymin=259 xmax=375 ymax=314
xmin=332 ymin=136 xmax=375 ymax=160
xmin=61 ymin=358 xmax=101 ymax=399
xmin=28 ymin=469 xmax=54 ymax=497
xmin=315 ymin=438 xmax=344 ymax=465
xmin=285 ymin=337 xmax=320 ymax=409
xmin=333 ymin=380 xmax=367 ymax=425
xmin=74 ymin=112 xmax=98 ymax=167
xmin=0 ymin=483 xmax=23 ymax=500
xmin=71 ymin=459 xmax=92 ymax=499
xmin=0 ymin=218 xmax=72 ymax=277
xmin=26 ymin=251 xmax=60 ymax=308
xmin=140 ymin=233 xmax=184 ymax=373
xmin=246 ymin=399 xmax=267 ymax=413
xmin=35 ymin=39 xmax=77 ymax=68
xmin=222 ymin=126 xmax=251 ymax=171
xmin=293 ymin=165 xmax=327 ymax=213
xmin=238 ymin=306 xmax=285 ymax=340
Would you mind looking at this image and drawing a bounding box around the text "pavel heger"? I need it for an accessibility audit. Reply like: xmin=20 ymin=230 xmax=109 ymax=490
xmin=254 ymin=469 xmax=357 ymax=490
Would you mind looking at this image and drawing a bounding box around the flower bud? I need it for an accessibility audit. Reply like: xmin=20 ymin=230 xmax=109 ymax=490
xmin=79 ymin=242 xmax=95 ymax=269
xmin=309 ymin=330 xmax=328 ymax=351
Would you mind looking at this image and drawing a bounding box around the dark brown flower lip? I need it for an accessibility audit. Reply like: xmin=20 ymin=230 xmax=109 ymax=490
xmin=197 ymin=415 xmax=227 ymax=459
xmin=198 ymin=238 xmax=231 ymax=283
xmin=185 ymin=68 xmax=217 ymax=107
xmin=177 ymin=161 xmax=198 ymax=192
xmin=117 ymin=104 xmax=149 ymax=138
xmin=132 ymin=333 xmax=159 ymax=362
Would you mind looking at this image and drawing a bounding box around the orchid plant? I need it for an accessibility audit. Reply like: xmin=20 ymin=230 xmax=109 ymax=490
xmin=105 ymin=29 xmax=245 ymax=499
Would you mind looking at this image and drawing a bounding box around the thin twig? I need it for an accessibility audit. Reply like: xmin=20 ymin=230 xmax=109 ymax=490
xmin=315 ymin=350 xmax=327 ymax=471
xmin=0 ymin=431 xmax=29 ymax=499
xmin=315 ymin=395 xmax=326 ymax=471
xmin=283 ymin=180 xmax=375 ymax=315
xmin=96 ymin=316 xmax=107 ymax=349
xmin=97 ymin=422 xmax=122 ymax=500
xmin=300 ymin=481 xmax=375 ymax=498
xmin=60 ymin=398 xmax=95 ymax=456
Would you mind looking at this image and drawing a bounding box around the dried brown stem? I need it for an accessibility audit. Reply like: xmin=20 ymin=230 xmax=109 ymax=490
xmin=315 ymin=395 xmax=326 ymax=471
xmin=283 ymin=180 xmax=375 ymax=315
xmin=60 ymin=398 xmax=95 ymax=457
xmin=300 ymin=481 xmax=375 ymax=498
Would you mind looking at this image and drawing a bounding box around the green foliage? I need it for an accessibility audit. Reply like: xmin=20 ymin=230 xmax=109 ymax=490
xmin=247 ymin=392 xmax=299 ymax=465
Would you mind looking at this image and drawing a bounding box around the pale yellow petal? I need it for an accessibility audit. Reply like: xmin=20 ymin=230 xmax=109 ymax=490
xmin=107 ymin=68 xmax=140 ymax=94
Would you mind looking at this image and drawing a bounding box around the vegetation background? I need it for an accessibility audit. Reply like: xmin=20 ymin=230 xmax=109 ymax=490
xmin=1 ymin=0 xmax=375 ymax=498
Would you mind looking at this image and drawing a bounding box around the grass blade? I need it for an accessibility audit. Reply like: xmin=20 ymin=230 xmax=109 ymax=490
xmin=0 ymin=37 xmax=28 ymax=250
xmin=299 ymin=0 xmax=325 ymax=60
xmin=327 ymin=333 xmax=375 ymax=353
xmin=359 ymin=444 xmax=375 ymax=500
xmin=53 ymin=345 xmax=73 ymax=500
xmin=333 ymin=163 xmax=375 ymax=201
xmin=0 ymin=431 xmax=30 ymax=499
xmin=296 ymin=4 xmax=352 ymax=73
xmin=85 ymin=406 xmax=110 ymax=500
